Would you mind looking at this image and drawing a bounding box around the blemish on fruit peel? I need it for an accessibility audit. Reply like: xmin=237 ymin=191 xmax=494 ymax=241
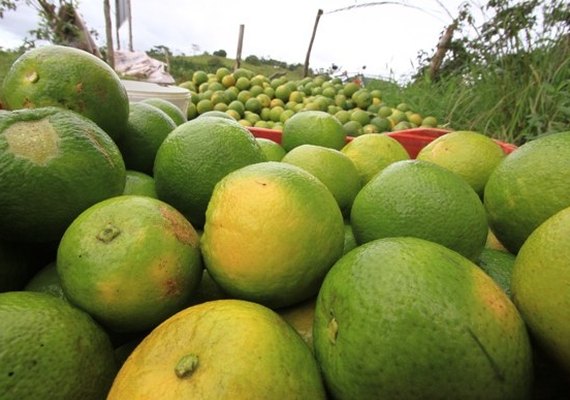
xmin=467 ymin=327 xmax=505 ymax=382
xmin=84 ymin=129 xmax=115 ymax=166
xmin=328 ymin=316 xmax=339 ymax=344
xmin=175 ymin=353 xmax=199 ymax=379
xmin=5 ymin=119 xmax=60 ymax=165
xmin=96 ymin=223 xmax=121 ymax=243
xmin=160 ymin=206 xmax=198 ymax=246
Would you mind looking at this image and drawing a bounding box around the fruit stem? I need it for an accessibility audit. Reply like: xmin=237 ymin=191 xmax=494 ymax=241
xmin=175 ymin=353 xmax=199 ymax=379
xmin=96 ymin=223 xmax=121 ymax=243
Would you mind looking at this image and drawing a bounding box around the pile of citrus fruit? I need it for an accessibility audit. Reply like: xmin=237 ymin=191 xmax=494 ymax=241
xmin=1 ymin=45 xmax=569 ymax=399
xmin=180 ymin=67 xmax=439 ymax=136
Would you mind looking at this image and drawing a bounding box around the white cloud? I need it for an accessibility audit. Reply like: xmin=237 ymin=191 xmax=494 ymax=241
xmin=0 ymin=0 xmax=469 ymax=79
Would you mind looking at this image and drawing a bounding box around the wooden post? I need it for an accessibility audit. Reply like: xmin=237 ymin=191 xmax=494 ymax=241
xmin=104 ymin=0 xmax=115 ymax=68
xmin=234 ymin=24 xmax=244 ymax=70
xmin=115 ymin=12 xmax=120 ymax=50
xmin=127 ymin=0 xmax=133 ymax=51
xmin=428 ymin=21 xmax=457 ymax=80
xmin=304 ymin=9 xmax=323 ymax=77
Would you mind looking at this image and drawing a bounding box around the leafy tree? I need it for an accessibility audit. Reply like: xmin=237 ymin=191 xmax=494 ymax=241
xmin=213 ymin=49 xmax=226 ymax=57
xmin=419 ymin=0 xmax=570 ymax=80
xmin=0 ymin=0 xmax=100 ymax=55
xmin=245 ymin=54 xmax=260 ymax=65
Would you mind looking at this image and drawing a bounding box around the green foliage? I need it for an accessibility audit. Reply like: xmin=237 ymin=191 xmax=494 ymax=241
xmin=213 ymin=49 xmax=227 ymax=57
xmin=245 ymin=55 xmax=261 ymax=65
xmin=0 ymin=48 xmax=23 ymax=100
xmin=405 ymin=0 xmax=570 ymax=145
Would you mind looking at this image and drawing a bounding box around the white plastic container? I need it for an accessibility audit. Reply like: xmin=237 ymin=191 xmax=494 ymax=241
xmin=121 ymin=80 xmax=191 ymax=115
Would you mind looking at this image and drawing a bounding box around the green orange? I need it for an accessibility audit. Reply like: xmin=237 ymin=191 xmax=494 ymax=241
xmin=123 ymin=170 xmax=158 ymax=198
xmin=141 ymin=98 xmax=187 ymax=126
xmin=475 ymin=248 xmax=515 ymax=298
xmin=282 ymin=110 xmax=346 ymax=151
xmin=153 ymin=116 xmax=266 ymax=228
xmin=511 ymin=205 xmax=570 ymax=374
xmin=341 ymin=133 xmax=409 ymax=185
xmin=313 ymin=237 xmax=532 ymax=399
xmin=255 ymin=137 xmax=286 ymax=161
xmin=0 ymin=291 xmax=118 ymax=400
xmin=24 ymin=261 xmax=66 ymax=300
xmin=57 ymin=195 xmax=203 ymax=333
xmin=116 ymin=102 xmax=176 ymax=175
xmin=0 ymin=107 xmax=126 ymax=242
xmin=108 ymin=299 xmax=326 ymax=399
xmin=484 ymin=131 xmax=570 ymax=254
xmin=417 ymin=131 xmax=505 ymax=196
xmin=351 ymin=160 xmax=488 ymax=260
xmin=1 ymin=45 xmax=129 ymax=141
xmin=201 ymin=162 xmax=344 ymax=309
xmin=281 ymin=144 xmax=361 ymax=216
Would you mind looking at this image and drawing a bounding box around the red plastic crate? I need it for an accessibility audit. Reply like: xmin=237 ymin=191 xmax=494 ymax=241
xmin=248 ymin=127 xmax=517 ymax=158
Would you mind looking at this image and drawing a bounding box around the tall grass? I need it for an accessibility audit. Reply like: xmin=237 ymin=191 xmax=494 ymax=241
xmin=368 ymin=37 xmax=569 ymax=145
xmin=368 ymin=0 xmax=570 ymax=146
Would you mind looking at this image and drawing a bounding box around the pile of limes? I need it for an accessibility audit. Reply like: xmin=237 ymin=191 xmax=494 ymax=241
xmin=180 ymin=67 xmax=440 ymax=136
xmin=1 ymin=45 xmax=569 ymax=399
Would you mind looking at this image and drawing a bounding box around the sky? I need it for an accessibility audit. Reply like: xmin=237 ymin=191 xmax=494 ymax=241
xmin=0 ymin=0 xmax=484 ymax=81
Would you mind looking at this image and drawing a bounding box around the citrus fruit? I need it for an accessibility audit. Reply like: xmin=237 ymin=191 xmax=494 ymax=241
xmin=350 ymin=109 xmax=370 ymax=126
xmin=511 ymin=205 xmax=570 ymax=374
xmin=484 ymin=131 xmax=570 ymax=254
xmin=342 ymin=120 xmax=362 ymax=136
xmin=215 ymin=66 xmax=231 ymax=81
xmin=343 ymin=82 xmax=360 ymax=98
xmin=186 ymin=102 xmax=198 ymax=120
xmin=340 ymin=133 xmax=409 ymax=185
xmin=313 ymin=237 xmax=533 ymax=399
xmin=245 ymin=97 xmax=262 ymax=114
xmin=123 ymin=170 xmax=157 ymax=198
xmin=115 ymin=102 xmax=176 ymax=174
xmin=343 ymin=222 xmax=357 ymax=255
xmin=351 ymin=89 xmax=372 ymax=109
xmin=334 ymin=109 xmax=350 ymax=124
xmin=24 ymin=261 xmax=66 ymax=300
xmin=408 ymin=112 xmax=423 ymax=126
xmin=141 ymin=97 xmax=187 ymax=126
xmin=370 ymin=116 xmax=391 ymax=132
xmin=422 ymin=115 xmax=438 ymax=127
xmin=281 ymin=110 xmax=346 ymax=151
xmin=57 ymin=195 xmax=203 ymax=333
xmin=278 ymin=297 xmax=316 ymax=350
xmin=197 ymin=110 xmax=235 ymax=120
xmin=275 ymin=84 xmax=292 ymax=102
xmin=1 ymin=45 xmax=129 ymax=141
xmin=221 ymin=74 xmax=236 ymax=88
xmin=416 ymin=131 xmax=505 ymax=196
xmin=281 ymin=144 xmax=361 ymax=216
xmin=255 ymin=137 xmax=286 ymax=161
xmin=235 ymin=76 xmax=250 ymax=91
xmin=351 ymin=160 xmax=488 ymax=260
xmin=0 ymin=291 xmax=118 ymax=400
xmin=153 ymin=117 xmax=266 ymax=228
xmin=378 ymin=105 xmax=392 ymax=118
xmin=107 ymin=299 xmax=326 ymax=399
xmin=476 ymin=248 xmax=516 ymax=297
xmin=201 ymin=162 xmax=344 ymax=309
xmin=0 ymin=107 xmax=126 ymax=243
xmin=228 ymin=100 xmax=245 ymax=117
xmin=192 ymin=70 xmax=208 ymax=86
xmin=196 ymin=99 xmax=213 ymax=114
